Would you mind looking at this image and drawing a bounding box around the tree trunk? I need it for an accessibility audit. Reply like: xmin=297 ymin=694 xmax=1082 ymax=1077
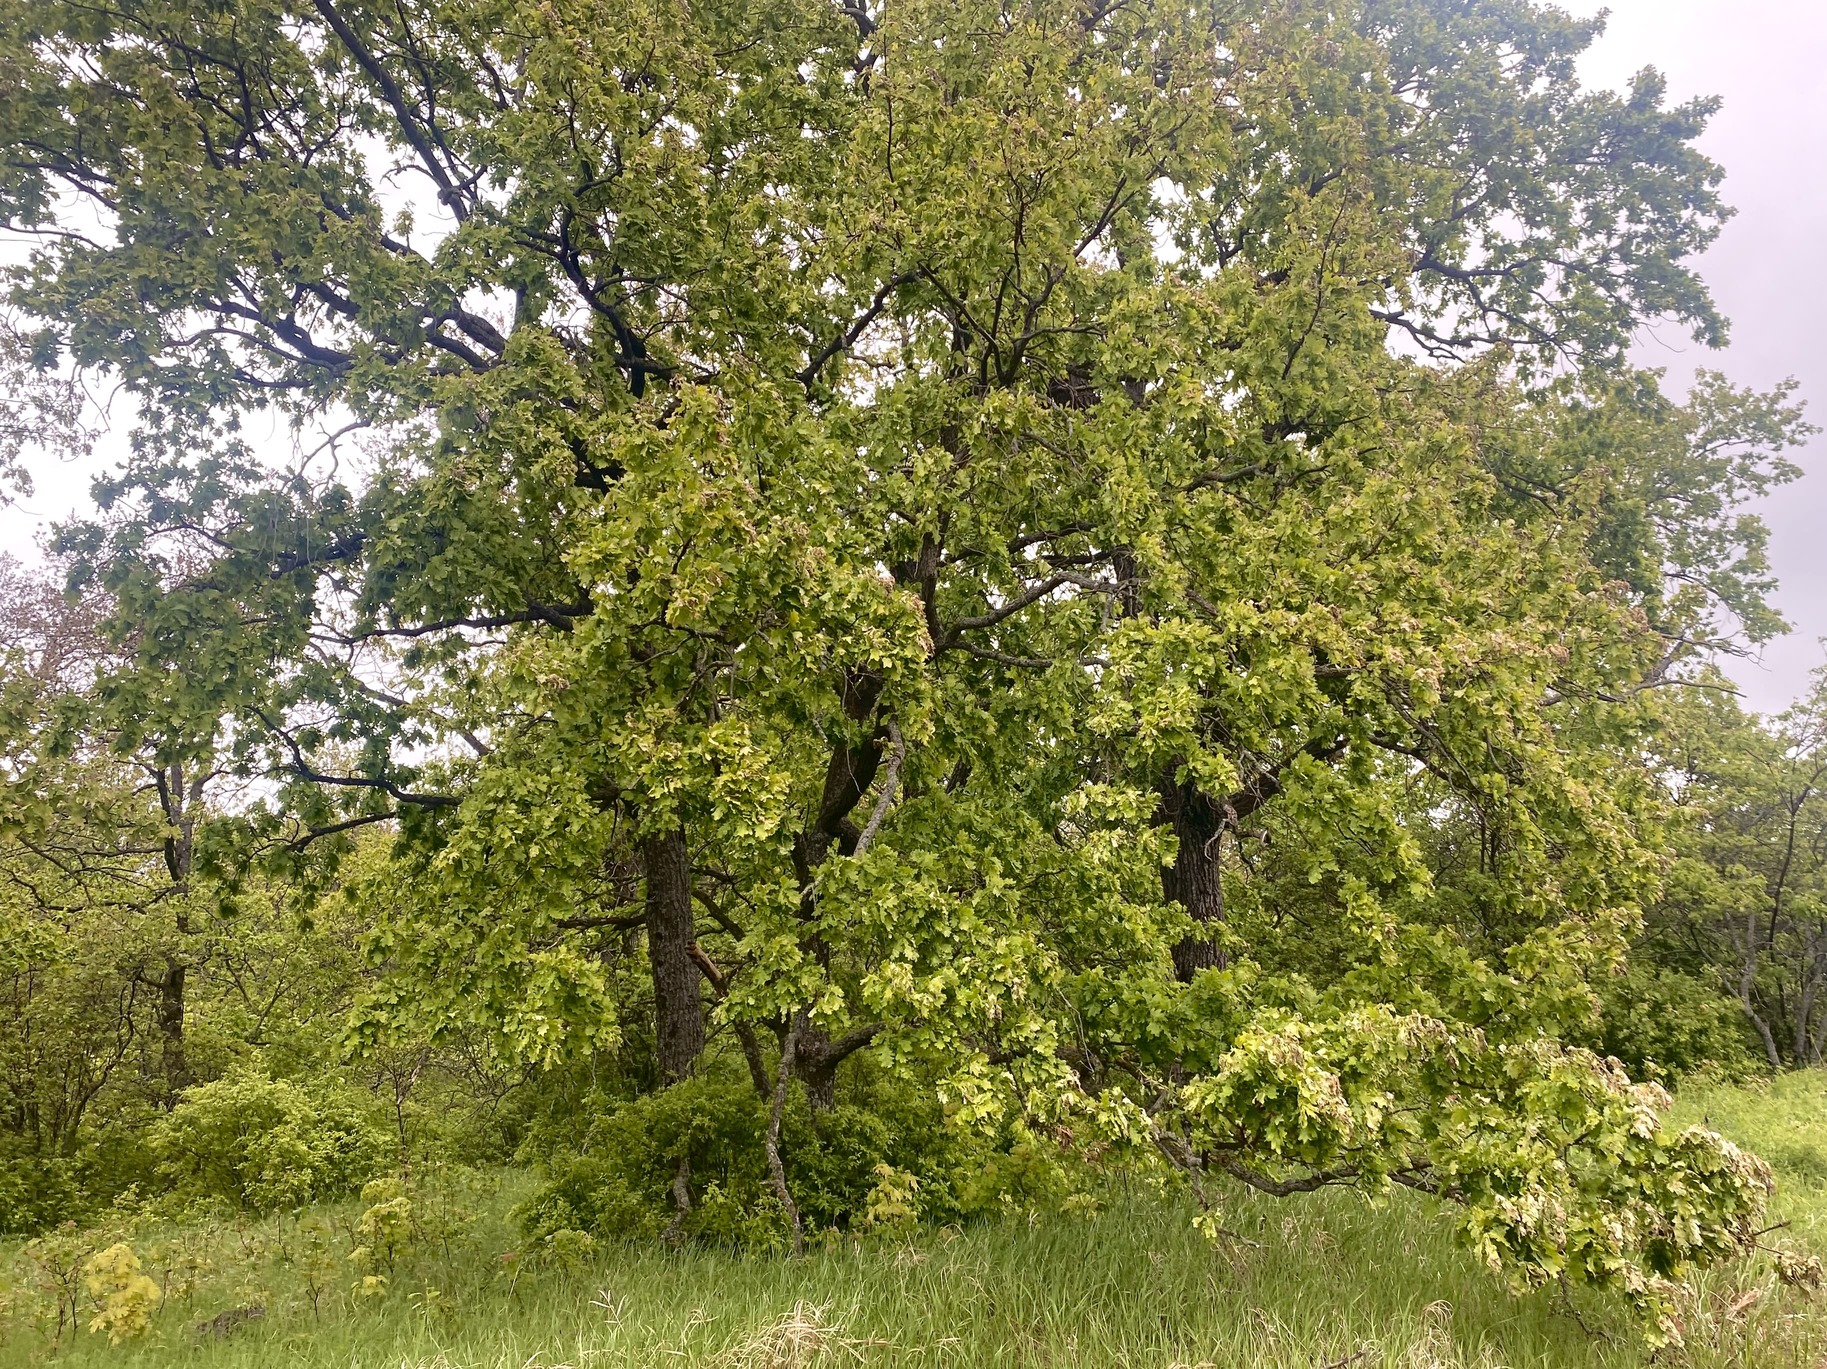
xmin=643 ymin=827 xmax=703 ymax=1082
xmin=790 ymin=1023 xmax=883 ymax=1109
xmin=783 ymin=667 xmax=892 ymax=1105
xmin=1794 ymin=977 xmax=1815 ymax=1066
xmin=1735 ymin=907 xmax=1783 ymax=1069
xmin=1159 ymin=772 xmax=1225 ymax=982
xmin=154 ymin=761 xmax=201 ymax=1100
xmin=157 ymin=956 xmax=190 ymax=1097
xmin=766 ymin=1008 xmax=808 ymax=1257
xmin=794 ymin=1025 xmax=841 ymax=1109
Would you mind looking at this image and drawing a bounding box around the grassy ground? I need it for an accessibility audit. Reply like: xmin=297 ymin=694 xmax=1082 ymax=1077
xmin=4 ymin=1075 xmax=1826 ymax=1369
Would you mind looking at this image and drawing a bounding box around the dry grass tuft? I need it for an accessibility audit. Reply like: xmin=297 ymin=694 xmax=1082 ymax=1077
xmin=716 ymin=1301 xmax=883 ymax=1369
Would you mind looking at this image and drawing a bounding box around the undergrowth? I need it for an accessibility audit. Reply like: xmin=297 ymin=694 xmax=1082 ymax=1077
xmin=1 ymin=1075 xmax=1823 ymax=1369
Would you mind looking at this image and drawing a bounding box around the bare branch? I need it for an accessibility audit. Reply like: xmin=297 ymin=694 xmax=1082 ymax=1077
xmin=853 ymin=721 xmax=905 ymax=857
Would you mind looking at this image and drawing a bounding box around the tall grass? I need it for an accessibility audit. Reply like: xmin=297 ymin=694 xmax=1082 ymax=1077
xmin=1673 ymin=1068 xmax=1827 ymax=1252
xmin=5 ymin=1075 xmax=1826 ymax=1368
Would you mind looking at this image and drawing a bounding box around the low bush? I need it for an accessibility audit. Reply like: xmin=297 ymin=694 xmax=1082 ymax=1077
xmin=149 ymin=1071 xmax=389 ymax=1213
xmin=516 ymin=1070 xmax=986 ymax=1250
xmin=0 ymin=1128 xmax=156 ymax=1235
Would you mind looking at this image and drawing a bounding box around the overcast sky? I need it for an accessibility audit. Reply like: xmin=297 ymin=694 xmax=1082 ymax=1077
xmin=1570 ymin=1 xmax=1827 ymax=714
xmin=3 ymin=2 xmax=1823 ymax=714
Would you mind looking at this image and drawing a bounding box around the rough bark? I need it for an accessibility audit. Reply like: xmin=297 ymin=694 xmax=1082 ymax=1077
xmin=1157 ymin=736 xmax=1349 ymax=983
xmin=1735 ymin=904 xmax=1784 ymax=1069
xmin=156 ymin=958 xmax=190 ymax=1098
xmin=809 ymin=670 xmax=890 ymax=859
xmin=797 ymin=1030 xmax=841 ymax=1111
xmin=792 ymin=1022 xmax=884 ymax=1108
xmin=1157 ymin=772 xmax=1226 ymax=982
xmin=663 ymin=1154 xmax=692 ymax=1247
xmin=643 ymin=827 xmax=703 ymax=1081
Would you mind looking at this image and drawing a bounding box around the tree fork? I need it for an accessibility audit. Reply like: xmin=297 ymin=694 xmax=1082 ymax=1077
xmin=1159 ymin=736 xmax=1348 ymax=982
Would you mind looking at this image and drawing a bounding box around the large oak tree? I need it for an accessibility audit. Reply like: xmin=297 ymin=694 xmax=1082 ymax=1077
xmin=1 ymin=0 xmax=1808 ymax=1327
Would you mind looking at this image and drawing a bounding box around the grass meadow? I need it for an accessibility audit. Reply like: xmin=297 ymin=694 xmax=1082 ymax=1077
xmin=3 ymin=1072 xmax=1825 ymax=1369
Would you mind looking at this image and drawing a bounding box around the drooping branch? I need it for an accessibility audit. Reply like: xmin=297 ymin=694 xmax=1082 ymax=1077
xmin=328 ymin=599 xmax=591 ymax=643
xmin=688 ymin=942 xmax=772 ymax=1098
xmin=553 ymin=911 xmax=647 ymax=932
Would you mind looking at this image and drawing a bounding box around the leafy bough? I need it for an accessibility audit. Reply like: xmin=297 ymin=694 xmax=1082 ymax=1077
xmin=1114 ymin=1004 xmax=1772 ymax=1343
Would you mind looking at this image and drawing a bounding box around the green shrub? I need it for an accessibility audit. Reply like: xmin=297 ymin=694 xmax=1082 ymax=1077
xmin=1591 ymin=963 xmax=1761 ymax=1080
xmin=150 ymin=1071 xmax=388 ymax=1212
xmin=0 ymin=1129 xmax=155 ymax=1235
xmin=0 ymin=1143 xmax=83 ymax=1234
xmin=516 ymin=1070 xmax=987 ymax=1250
xmin=515 ymin=1076 xmax=784 ymax=1249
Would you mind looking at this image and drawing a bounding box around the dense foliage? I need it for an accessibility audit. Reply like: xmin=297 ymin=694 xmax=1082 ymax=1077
xmin=0 ymin=0 xmax=1818 ymax=1343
